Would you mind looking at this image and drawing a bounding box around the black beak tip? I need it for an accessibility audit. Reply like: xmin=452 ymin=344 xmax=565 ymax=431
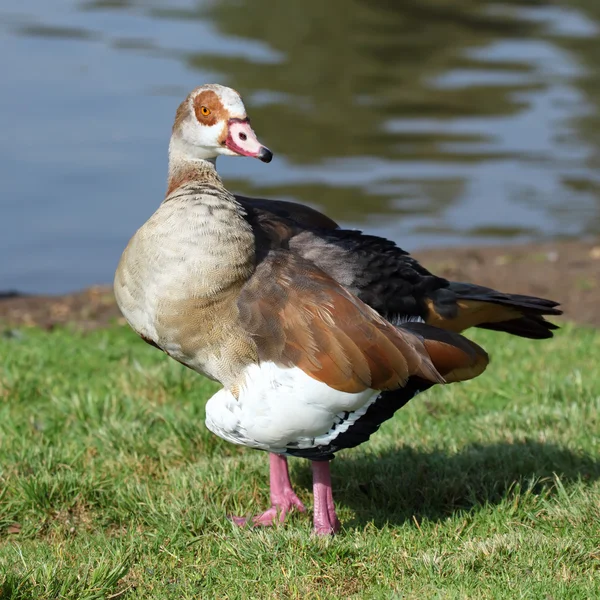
xmin=258 ymin=147 xmax=273 ymax=163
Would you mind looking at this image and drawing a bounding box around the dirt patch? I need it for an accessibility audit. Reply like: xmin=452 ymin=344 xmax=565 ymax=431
xmin=0 ymin=286 xmax=122 ymax=331
xmin=0 ymin=240 xmax=598 ymax=330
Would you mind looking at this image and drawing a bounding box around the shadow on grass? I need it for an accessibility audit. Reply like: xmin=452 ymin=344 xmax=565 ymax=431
xmin=292 ymin=441 xmax=600 ymax=528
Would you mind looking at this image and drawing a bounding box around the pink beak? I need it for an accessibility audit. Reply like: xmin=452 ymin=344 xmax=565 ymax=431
xmin=225 ymin=118 xmax=273 ymax=163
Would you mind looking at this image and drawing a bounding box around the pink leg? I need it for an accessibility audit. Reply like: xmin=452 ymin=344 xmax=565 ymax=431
xmin=312 ymin=460 xmax=341 ymax=535
xmin=231 ymin=453 xmax=306 ymax=527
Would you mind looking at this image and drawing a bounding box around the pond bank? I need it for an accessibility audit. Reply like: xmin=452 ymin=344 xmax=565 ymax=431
xmin=1 ymin=240 xmax=598 ymax=330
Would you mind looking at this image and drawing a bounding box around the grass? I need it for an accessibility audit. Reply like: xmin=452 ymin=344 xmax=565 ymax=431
xmin=0 ymin=323 xmax=599 ymax=599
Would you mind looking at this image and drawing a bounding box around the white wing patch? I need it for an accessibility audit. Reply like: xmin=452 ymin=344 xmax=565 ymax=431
xmin=204 ymin=362 xmax=379 ymax=453
xmin=389 ymin=314 xmax=425 ymax=326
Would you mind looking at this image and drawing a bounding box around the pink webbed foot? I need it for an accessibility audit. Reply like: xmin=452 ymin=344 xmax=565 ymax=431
xmin=312 ymin=460 xmax=341 ymax=536
xmin=230 ymin=491 xmax=305 ymax=527
xmin=231 ymin=454 xmax=306 ymax=528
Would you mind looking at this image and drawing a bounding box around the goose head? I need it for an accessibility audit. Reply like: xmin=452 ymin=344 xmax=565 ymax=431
xmin=170 ymin=84 xmax=272 ymax=165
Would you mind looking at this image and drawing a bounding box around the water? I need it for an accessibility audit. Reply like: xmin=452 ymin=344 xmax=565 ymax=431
xmin=2 ymin=0 xmax=600 ymax=294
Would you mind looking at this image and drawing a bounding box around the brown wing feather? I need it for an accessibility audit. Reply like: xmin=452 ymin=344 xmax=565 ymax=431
xmin=399 ymin=322 xmax=489 ymax=383
xmin=238 ymin=251 xmax=444 ymax=393
xmin=421 ymin=339 xmax=488 ymax=382
xmin=425 ymin=298 xmax=522 ymax=332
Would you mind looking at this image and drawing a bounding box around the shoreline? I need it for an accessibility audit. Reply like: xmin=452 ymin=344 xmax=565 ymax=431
xmin=1 ymin=240 xmax=598 ymax=330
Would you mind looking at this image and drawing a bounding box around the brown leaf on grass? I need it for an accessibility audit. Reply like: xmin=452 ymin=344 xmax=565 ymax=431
xmin=7 ymin=522 xmax=22 ymax=534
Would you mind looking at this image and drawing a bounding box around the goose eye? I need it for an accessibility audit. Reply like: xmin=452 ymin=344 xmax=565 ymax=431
xmin=200 ymin=106 xmax=211 ymax=116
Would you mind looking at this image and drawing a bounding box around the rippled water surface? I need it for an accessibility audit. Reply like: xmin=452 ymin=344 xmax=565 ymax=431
xmin=2 ymin=0 xmax=600 ymax=293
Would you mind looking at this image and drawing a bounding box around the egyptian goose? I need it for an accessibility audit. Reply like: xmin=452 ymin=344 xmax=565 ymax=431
xmin=114 ymin=84 xmax=560 ymax=535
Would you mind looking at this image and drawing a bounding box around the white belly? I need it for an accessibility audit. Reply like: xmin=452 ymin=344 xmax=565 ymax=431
xmin=205 ymin=361 xmax=379 ymax=453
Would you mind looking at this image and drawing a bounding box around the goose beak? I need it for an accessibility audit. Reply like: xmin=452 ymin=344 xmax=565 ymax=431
xmin=225 ymin=118 xmax=273 ymax=163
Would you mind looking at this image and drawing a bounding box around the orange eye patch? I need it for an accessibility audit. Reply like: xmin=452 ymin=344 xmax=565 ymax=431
xmin=192 ymin=90 xmax=224 ymax=126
